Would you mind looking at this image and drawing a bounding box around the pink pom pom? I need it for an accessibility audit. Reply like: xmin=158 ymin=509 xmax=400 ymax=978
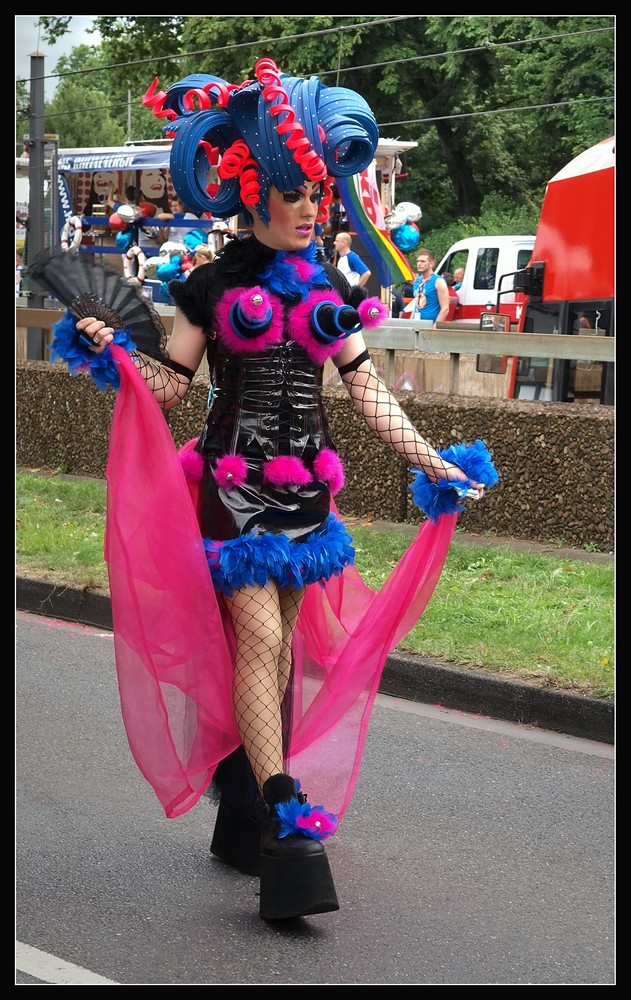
xmin=263 ymin=455 xmax=311 ymax=487
xmin=313 ymin=448 xmax=345 ymax=494
xmin=179 ymin=443 xmax=204 ymax=481
xmin=238 ymin=285 xmax=272 ymax=322
xmin=358 ymin=296 xmax=388 ymax=328
xmin=215 ymin=288 xmax=284 ymax=354
xmin=291 ymin=289 xmax=347 ymax=364
xmin=295 ymin=807 xmax=338 ymax=839
xmin=214 ymin=453 xmax=248 ymax=489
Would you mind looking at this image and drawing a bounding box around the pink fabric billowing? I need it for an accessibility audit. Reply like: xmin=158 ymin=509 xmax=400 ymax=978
xmin=105 ymin=346 xmax=456 ymax=820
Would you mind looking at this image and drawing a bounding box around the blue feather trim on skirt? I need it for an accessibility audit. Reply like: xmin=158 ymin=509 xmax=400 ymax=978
xmin=203 ymin=512 xmax=355 ymax=595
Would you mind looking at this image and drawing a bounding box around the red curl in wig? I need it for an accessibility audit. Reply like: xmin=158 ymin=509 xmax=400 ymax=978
xmin=143 ymin=78 xmax=177 ymax=121
xmin=254 ymin=58 xmax=327 ymax=184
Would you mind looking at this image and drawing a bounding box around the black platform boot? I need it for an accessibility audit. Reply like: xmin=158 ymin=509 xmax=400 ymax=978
xmin=258 ymin=773 xmax=339 ymax=920
xmin=210 ymin=746 xmax=261 ymax=877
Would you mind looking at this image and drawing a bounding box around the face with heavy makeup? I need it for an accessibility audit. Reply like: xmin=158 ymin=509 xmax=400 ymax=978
xmin=251 ymin=181 xmax=322 ymax=252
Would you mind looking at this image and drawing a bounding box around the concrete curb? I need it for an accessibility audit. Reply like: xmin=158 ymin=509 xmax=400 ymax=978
xmin=381 ymin=653 xmax=613 ymax=745
xmin=17 ymin=577 xmax=614 ymax=746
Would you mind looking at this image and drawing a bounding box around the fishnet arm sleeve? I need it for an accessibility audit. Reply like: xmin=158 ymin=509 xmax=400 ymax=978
xmin=129 ymin=351 xmax=193 ymax=411
xmin=340 ymin=356 xmax=463 ymax=483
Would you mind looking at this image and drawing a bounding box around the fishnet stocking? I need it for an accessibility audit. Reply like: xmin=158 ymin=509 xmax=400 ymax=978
xmin=341 ymin=356 xmax=462 ymax=483
xmin=130 ymin=351 xmax=192 ymax=410
xmin=224 ymin=581 xmax=305 ymax=793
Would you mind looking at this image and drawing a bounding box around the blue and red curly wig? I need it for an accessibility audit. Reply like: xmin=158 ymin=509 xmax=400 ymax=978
xmin=143 ymin=57 xmax=379 ymax=227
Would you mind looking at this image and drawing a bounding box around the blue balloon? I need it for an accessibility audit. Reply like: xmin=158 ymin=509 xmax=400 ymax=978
xmin=391 ymin=223 xmax=420 ymax=252
xmin=115 ymin=231 xmax=133 ymax=252
xmin=156 ymin=259 xmax=182 ymax=281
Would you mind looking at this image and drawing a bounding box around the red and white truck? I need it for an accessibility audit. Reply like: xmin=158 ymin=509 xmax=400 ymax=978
xmin=436 ymin=137 xmax=614 ymax=404
xmin=509 ymin=136 xmax=614 ymax=404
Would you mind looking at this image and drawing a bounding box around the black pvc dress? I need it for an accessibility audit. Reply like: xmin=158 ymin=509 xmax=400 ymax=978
xmin=169 ymin=236 xmax=360 ymax=594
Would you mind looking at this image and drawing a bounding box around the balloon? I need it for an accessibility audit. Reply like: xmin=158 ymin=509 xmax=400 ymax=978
xmin=115 ymin=231 xmax=133 ymax=251
xmin=159 ymin=241 xmax=188 ymax=257
xmin=108 ymin=211 xmax=124 ymax=230
xmin=118 ymin=204 xmax=138 ymax=225
xmin=391 ymin=222 xmax=420 ymax=252
xmin=143 ymin=257 xmax=159 ymax=278
xmin=156 ymin=260 xmax=182 ymax=281
xmin=183 ymin=229 xmax=208 ymax=252
xmin=139 ymin=201 xmax=156 ymax=218
xmin=384 ymin=201 xmax=422 ymax=231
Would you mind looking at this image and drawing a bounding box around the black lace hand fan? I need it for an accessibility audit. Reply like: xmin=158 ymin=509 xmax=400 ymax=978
xmin=28 ymin=248 xmax=168 ymax=363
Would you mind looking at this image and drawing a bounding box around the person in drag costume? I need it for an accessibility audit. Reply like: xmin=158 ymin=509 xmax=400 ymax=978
xmin=33 ymin=58 xmax=497 ymax=921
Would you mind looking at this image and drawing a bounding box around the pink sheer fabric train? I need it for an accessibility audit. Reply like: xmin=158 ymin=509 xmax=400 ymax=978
xmin=105 ymin=345 xmax=456 ymax=820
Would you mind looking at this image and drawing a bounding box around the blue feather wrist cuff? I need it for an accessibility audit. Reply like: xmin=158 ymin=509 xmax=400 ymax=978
xmin=47 ymin=309 xmax=137 ymax=391
xmin=409 ymin=439 xmax=499 ymax=522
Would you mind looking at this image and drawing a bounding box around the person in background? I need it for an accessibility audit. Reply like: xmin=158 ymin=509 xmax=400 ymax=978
xmin=442 ymin=271 xmax=460 ymax=321
xmin=191 ymin=245 xmax=214 ymax=269
xmin=51 ymin=57 xmax=491 ymax=924
xmin=172 ymin=196 xmax=200 ymax=221
xmin=333 ymin=232 xmax=371 ymax=288
xmin=453 ymin=266 xmax=465 ymax=291
xmin=410 ymin=249 xmax=450 ymax=329
xmin=107 ymin=183 xmax=139 ymax=216
xmin=162 ymin=196 xmax=203 ymax=244
xmin=16 ymin=249 xmax=24 ymax=296
xmin=321 ymin=182 xmax=346 ymax=260
xmin=391 ymin=285 xmax=406 ymax=318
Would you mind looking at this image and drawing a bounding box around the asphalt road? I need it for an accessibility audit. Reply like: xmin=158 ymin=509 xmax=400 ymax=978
xmin=16 ymin=611 xmax=615 ymax=985
xmin=16 ymin=574 xmax=615 ymax=746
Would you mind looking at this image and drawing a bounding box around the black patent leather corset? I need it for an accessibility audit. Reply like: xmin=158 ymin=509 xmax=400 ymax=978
xmin=202 ymin=337 xmax=333 ymax=464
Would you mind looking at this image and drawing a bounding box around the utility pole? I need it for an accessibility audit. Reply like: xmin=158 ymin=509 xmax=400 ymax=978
xmin=25 ymin=52 xmax=46 ymax=360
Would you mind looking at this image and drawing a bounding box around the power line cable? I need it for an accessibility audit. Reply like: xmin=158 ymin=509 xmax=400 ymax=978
xmin=17 ymin=18 xmax=613 ymax=93
xmin=16 ymin=14 xmax=419 ymax=89
xmin=16 ymin=95 xmax=614 ymax=132
xmin=379 ymin=96 xmax=613 ymax=130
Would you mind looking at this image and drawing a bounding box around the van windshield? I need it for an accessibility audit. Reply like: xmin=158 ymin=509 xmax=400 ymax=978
xmin=474 ymin=248 xmax=498 ymax=290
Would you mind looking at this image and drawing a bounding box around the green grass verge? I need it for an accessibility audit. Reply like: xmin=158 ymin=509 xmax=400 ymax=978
xmin=16 ymin=471 xmax=614 ymax=698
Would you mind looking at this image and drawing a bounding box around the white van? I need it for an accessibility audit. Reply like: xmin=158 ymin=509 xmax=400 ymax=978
xmin=437 ymin=235 xmax=535 ymax=325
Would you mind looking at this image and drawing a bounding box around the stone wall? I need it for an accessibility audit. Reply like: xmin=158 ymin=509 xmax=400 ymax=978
xmin=17 ymin=361 xmax=614 ymax=552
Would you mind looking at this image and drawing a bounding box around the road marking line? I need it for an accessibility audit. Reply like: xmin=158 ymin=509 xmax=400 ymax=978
xmin=16 ymin=942 xmax=120 ymax=985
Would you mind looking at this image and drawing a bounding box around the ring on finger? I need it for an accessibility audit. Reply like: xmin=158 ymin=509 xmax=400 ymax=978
xmin=92 ymin=336 xmax=100 ymax=346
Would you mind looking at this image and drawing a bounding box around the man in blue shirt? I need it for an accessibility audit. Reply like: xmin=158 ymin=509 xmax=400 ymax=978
xmin=333 ymin=232 xmax=371 ymax=288
xmin=410 ymin=248 xmax=450 ymax=328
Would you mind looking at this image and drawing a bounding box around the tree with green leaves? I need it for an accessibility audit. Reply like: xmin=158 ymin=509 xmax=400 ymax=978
xmin=19 ymin=14 xmax=614 ymax=249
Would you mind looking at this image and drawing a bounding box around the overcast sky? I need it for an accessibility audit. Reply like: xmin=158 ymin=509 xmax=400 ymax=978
xmin=16 ymin=16 xmax=100 ymax=100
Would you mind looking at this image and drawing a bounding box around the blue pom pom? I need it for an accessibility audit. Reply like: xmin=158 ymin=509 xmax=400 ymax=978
xmin=409 ymin=439 xmax=499 ymax=522
xmin=183 ymin=228 xmax=207 ymax=251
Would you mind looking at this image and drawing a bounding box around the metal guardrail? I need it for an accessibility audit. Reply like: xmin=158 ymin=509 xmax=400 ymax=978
xmin=16 ymin=302 xmax=614 ymax=395
xmin=366 ymin=319 xmax=614 ymax=395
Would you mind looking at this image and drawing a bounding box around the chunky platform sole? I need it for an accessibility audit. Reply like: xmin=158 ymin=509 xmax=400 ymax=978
xmin=210 ymin=800 xmax=261 ymax=877
xmin=210 ymin=746 xmax=261 ymax=876
xmin=259 ymin=850 xmax=339 ymax=919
